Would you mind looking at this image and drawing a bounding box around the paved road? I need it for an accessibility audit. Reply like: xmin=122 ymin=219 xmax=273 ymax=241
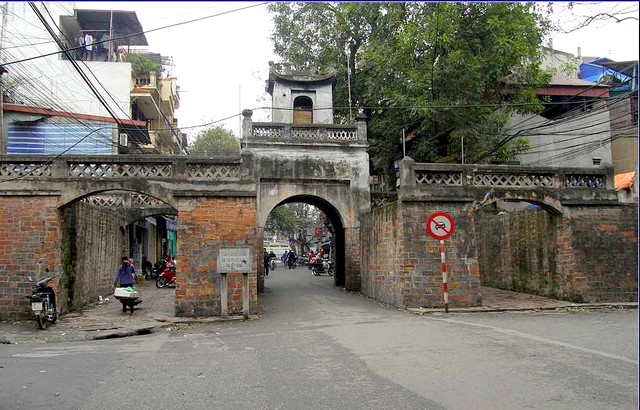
xmin=1 ymin=266 xmax=637 ymax=410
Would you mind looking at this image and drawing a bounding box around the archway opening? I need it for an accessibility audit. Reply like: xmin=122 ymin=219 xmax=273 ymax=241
xmin=264 ymin=195 xmax=346 ymax=288
xmin=58 ymin=189 xmax=178 ymax=316
xmin=473 ymin=198 xmax=565 ymax=301
xmin=293 ymin=96 xmax=313 ymax=124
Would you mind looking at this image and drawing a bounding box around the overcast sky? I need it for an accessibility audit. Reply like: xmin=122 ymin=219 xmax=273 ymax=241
xmin=73 ymin=1 xmax=639 ymax=141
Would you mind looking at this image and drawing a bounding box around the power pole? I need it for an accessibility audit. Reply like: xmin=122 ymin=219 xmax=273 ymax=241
xmin=0 ymin=2 xmax=7 ymax=154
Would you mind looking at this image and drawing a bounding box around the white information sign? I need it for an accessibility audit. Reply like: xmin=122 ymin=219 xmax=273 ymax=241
xmin=218 ymin=248 xmax=251 ymax=273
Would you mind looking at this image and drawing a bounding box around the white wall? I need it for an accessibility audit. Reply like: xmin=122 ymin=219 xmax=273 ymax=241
xmin=0 ymin=2 xmax=131 ymax=119
xmin=511 ymin=109 xmax=613 ymax=168
xmin=271 ymin=81 xmax=334 ymax=124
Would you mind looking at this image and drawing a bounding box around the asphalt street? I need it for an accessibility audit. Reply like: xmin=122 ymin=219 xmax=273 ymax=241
xmin=0 ymin=265 xmax=637 ymax=410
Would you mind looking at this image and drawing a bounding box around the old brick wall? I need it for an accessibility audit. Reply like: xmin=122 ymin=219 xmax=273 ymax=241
xmin=0 ymin=197 xmax=60 ymax=320
xmin=361 ymin=202 xmax=481 ymax=309
xmin=61 ymin=201 xmax=125 ymax=311
xmin=176 ymin=197 xmax=258 ymax=317
xmin=560 ymin=204 xmax=638 ymax=302
xmin=476 ymin=209 xmax=563 ymax=298
xmin=361 ymin=203 xmax=404 ymax=306
xmin=344 ymin=227 xmax=361 ymax=291
xmin=476 ymin=205 xmax=638 ymax=303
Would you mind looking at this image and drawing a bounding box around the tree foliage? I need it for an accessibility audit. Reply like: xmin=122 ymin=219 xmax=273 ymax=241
xmin=126 ymin=54 xmax=162 ymax=76
xmin=189 ymin=126 xmax=240 ymax=156
xmin=268 ymin=2 xmax=552 ymax=184
xmin=266 ymin=203 xmax=318 ymax=241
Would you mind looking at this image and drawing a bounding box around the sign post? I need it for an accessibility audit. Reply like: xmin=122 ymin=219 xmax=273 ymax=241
xmin=218 ymin=248 xmax=251 ymax=319
xmin=426 ymin=212 xmax=455 ymax=313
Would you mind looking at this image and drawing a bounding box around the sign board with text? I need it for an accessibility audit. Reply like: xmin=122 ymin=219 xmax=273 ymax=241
xmin=218 ymin=248 xmax=251 ymax=273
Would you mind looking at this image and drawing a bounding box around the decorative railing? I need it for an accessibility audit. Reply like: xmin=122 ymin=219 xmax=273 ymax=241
xmin=69 ymin=162 xmax=173 ymax=178
xmin=0 ymin=162 xmax=51 ymax=177
xmin=405 ymin=161 xmax=612 ymax=191
xmin=251 ymin=123 xmax=358 ymax=142
xmin=0 ymin=156 xmax=245 ymax=181
xmin=81 ymin=192 xmax=169 ymax=208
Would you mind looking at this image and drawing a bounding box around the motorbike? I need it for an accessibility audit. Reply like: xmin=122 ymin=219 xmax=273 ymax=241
xmin=25 ymin=276 xmax=58 ymax=329
xmin=311 ymin=260 xmax=333 ymax=276
xmin=287 ymin=255 xmax=297 ymax=269
xmin=156 ymin=264 xmax=177 ymax=288
xmin=269 ymin=257 xmax=277 ymax=271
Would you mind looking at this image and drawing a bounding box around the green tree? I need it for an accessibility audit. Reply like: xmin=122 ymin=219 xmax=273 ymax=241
xmin=189 ymin=126 xmax=240 ymax=156
xmin=269 ymin=2 xmax=551 ymax=187
xmin=125 ymin=54 xmax=162 ymax=76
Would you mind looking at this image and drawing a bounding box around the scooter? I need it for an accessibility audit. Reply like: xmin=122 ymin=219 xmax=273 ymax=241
xmin=311 ymin=260 xmax=333 ymax=276
xmin=156 ymin=265 xmax=177 ymax=288
xmin=25 ymin=276 xmax=58 ymax=329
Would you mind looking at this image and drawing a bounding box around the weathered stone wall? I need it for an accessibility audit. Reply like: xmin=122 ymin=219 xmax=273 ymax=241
xmin=0 ymin=197 xmax=60 ymax=320
xmin=476 ymin=205 xmax=638 ymax=303
xmin=176 ymin=197 xmax=258 ymax=317
xmin=62 ymin=201 xmax=125 ymax=311
xmin=361 ymin=202 xmax=481 ymax=309
xmin=476 ymin=209 xmax=564 ymax=298
xmin=560 ymin=204 xmax=637 ymax=302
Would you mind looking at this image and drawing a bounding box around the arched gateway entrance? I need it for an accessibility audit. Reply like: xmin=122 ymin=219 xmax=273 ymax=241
xmin=0 ymin=63 xmax=635 ymax=321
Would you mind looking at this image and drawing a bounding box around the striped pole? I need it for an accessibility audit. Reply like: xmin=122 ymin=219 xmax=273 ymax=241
xmin=439 ymin=239 xmax=449 ymax=313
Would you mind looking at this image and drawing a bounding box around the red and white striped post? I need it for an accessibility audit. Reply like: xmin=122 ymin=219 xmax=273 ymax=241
xmin=439 ymin=239 xmax=449 ymax=313
xmin=426 ymin=212 xmax=455 ymax=314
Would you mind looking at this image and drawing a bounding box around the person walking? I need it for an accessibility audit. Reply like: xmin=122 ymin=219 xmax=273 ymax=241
xmin=112 ymin=256 xmax=136 ymax=292
xmin=263 ymin=248 xmax=270 ymax=276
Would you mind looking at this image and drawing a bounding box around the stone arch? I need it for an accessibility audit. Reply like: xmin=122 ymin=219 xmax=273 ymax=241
xmin=262 ymin=193 xmax=348 ymax=287
xmin=470 ymin=189 xmax=563 ymax=216
xmin=57 ymin=181 xmax=178 ymax=211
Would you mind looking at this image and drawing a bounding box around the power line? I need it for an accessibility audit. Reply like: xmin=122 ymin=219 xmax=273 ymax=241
xmin=1 ymin=2 xmax=270 ymax=67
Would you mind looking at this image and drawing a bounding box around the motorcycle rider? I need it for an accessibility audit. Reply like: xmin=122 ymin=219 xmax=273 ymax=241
xmin=287 ymin=249 xmax=297 ymax=269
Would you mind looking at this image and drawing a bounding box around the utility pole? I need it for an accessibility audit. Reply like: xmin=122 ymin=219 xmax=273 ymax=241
xmin=0 ymin=2 xmax=7 ymax=154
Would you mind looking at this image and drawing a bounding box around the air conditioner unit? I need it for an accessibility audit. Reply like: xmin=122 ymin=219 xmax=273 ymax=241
xmin=119 ymin=133 xmax=128 ymax=146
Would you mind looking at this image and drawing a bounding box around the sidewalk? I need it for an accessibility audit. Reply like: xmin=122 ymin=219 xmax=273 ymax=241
xmin=407 ymin=286 xmax=637 ymax=315
xmin=0 ymin=280 xmax=250 ymax=345
xmin=1 ymin=284 xmax=636 ymax=345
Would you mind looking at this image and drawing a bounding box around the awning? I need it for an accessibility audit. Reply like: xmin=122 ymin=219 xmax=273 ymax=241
xmin=614 ymin=172 xmax=635 ymax=191
xmin=68 ymin=9 xmax=148 ymax=46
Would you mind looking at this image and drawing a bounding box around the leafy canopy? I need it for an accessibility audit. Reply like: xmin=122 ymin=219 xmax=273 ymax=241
xmin=189 ymin=126 xmax=240 ymax=156
xmin=268 ymin=2 xmax=552 ymax=179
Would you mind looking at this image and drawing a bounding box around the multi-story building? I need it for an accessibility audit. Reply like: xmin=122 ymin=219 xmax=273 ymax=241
xmin=0 ymin=3 xmax=181 ymax=267
xmin=0 ymin=3 xmax=185 ymax=155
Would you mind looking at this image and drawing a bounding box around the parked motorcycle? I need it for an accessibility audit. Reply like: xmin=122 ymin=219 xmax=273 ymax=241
xmin=25 ymin=276 xmax=58 ymax=329
xmin=311 ymin=260 xmax=333 ymax=276
xmin=156 ymin=265 xmax=177 ymax=288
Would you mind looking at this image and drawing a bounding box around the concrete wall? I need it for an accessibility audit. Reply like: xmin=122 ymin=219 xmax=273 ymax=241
xmin=361 ymin=202 xmax=482 ymax=309
xmin=476 ymin=205 xmax=638 ymax=303
xmin=609 ymin=95 xmax=638 ymax=175
xmin=511 ymin=109 xmax=613 ymax=168
xmin=271 ymin=81 xmax=333 ymax=124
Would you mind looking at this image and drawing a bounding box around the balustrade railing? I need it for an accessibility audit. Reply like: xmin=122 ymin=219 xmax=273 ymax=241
xmin=0 ymin=156 xmax=243 ymax=181
xmin=404 ymin=161 xmax=610 ymax=190
xmin=251 ymin=123 xmax=358 ymax=142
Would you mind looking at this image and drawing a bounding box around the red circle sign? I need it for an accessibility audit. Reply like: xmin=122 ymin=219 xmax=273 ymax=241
xmin=426 ymin=212 xmax=455 ymax=240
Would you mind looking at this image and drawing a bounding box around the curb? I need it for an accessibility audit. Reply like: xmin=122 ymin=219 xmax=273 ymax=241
xmin=408 ymin=303 xmax=638 ymax=315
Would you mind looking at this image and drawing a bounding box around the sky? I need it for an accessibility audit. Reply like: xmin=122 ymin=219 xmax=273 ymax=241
xmin=72 ymin=1 xmax=639 ymax=142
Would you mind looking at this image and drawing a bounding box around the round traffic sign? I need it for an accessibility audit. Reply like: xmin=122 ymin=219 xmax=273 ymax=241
xmin=426 ymin=212 xmax=455 ymax=240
